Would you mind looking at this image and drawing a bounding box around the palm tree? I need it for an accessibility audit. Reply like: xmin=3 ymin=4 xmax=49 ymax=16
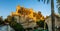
xmin=38 ymin=0 xmax=55 ymax=31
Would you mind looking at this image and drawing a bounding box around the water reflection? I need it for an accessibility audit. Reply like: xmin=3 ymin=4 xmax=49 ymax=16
xmin=0 ymin=25 xmax=15 ymax=31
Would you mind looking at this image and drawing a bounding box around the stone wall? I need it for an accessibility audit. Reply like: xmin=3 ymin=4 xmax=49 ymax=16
xmin=45 ymin=17 xmax=52 ymax=31
xmin=14 ymin=16 xmax=36 ymax=29
xmin=45 ymin=16 xmax=60 ymax=31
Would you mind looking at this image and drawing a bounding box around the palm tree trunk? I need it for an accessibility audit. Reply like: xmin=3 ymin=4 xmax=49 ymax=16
xmin=51 ymin=0 xmax=55 ymax=31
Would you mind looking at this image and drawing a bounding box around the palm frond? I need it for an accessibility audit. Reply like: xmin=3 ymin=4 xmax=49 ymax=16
xmin=47 ymin=0 xmax=49 ymax=4
xmin=44 ymin=0 xmax=46 ymax=3
xmin=42 ymin=0 xmax=43 ymax=2
xmin=57 ymin=0 xmax=60 ymax=3
xmin=38 ymin=0 xmax=50 ymax=4
xmin=58 ymin=7 xmax=60 ymax=10
xmin=38 ymin=0 xmax=40 ymax=2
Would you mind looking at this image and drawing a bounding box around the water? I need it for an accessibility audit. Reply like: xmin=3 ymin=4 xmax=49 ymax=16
xmin=0 ymin=25 xmax=15 ymax=31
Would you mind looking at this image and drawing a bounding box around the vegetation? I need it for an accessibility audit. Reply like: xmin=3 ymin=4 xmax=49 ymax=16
xmin=36 ymin=20 xmax=48 ymax=31
xmin=36 ymin=20 xmax=44 ymax=28
xmin=0 ymin=16 xmax=24 ymax=31
xmin=9 ymin=21 xmax=24 ymax=31
xmin=57 ymin=0 xmax=60 ymax=14
xmin=7 ymin=16 xmax=24 ymax=31
xmin=0 ymin=16 xmax=4 ymax=25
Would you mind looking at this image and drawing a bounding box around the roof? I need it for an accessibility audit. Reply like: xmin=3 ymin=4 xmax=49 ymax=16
xmin=45 ymin=14 xmax=60 ymax=19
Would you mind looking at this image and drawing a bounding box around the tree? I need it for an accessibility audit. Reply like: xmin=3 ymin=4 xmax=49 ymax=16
xmin=9 ymin=21 xmax=24 ymax=31
xmin=0 ymin=16 xmax=3 ymax=25
xmin=57 ymin=0 xmax=60 ymax=5
xmin=36 ymin=20 xmax=48 ymax=30
xmin=36 ymin=20 xmax=44 ymax=28
xmin=38 ymin=0 xmax=55 ymax=31
xmin=58 ymin=7 xmax=60 ymax=14
xmin=57 ymin=0 xmax=60 ymax=14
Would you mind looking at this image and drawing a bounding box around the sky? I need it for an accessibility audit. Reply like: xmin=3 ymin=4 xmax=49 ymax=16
xmin=0 ymin=0 xmax=58 ymax=19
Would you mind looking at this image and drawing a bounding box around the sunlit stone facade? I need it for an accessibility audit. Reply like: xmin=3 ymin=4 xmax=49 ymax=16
xmin=11 ymin=5 xmax=44 ymax=22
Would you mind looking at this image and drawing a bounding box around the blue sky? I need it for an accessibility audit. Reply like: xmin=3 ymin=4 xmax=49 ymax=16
xmin=0 ymin=0 xmax=58 ymax=18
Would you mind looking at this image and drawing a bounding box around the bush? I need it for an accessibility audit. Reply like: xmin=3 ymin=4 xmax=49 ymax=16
xmin=36 ymin=20 xmax=44 ymax=28
xmin=9 ymin=21 xmax=24 ymax=31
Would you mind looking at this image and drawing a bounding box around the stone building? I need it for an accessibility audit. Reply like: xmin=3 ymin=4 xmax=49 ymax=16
xmin=45 ymin=14 xmax=60 ymax=31
xmin=10 ymin=5 xmax=45 ymax=28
